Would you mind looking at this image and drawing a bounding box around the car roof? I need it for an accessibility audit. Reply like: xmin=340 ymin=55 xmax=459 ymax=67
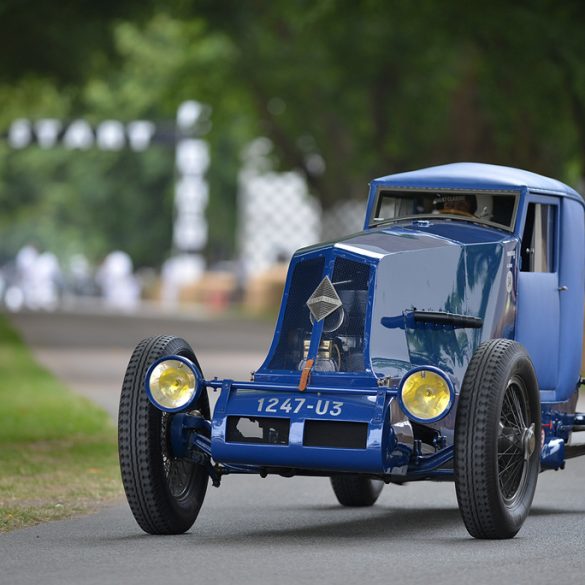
xmin=371 ymin=162 xmax=583 ymax=203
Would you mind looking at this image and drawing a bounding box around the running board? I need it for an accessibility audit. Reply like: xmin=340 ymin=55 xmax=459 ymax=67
xmin=565 ymin=444 xmax=585 ymax=459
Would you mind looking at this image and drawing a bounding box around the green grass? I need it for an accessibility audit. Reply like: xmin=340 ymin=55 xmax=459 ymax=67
xmin=0 ymin=315 xmax=122 ymax=532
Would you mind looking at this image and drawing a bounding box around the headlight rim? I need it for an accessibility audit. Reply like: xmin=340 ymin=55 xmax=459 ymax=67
xmin=398 ymin=365 xmax=455 ymax=424
xmin=144 ymin=354 xmax=204 ymax=413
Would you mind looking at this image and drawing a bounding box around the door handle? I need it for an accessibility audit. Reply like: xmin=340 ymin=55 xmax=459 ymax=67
xmin=558 ymin=285 xmax=568 ymax=292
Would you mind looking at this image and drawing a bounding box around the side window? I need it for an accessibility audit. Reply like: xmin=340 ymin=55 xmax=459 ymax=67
xmin=520 ymin=203 xmax=556 ymax=272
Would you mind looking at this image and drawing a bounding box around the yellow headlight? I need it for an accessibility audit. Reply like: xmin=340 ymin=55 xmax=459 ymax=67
xmin=148 ymin=359 xmax=197 ymax=410
xmin=399 ymin=368 xmax=453 ymax=422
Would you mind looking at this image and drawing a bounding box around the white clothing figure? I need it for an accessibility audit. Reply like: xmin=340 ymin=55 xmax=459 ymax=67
xmin=96 ymin=251 xmax=141 ymax=311
xmin=28 ymin=252 xmax=61 ymax=310
xmin=160 ymin=254 xmax=205 ymax=307
xmin=14 ymin=244 xmax=39 ymax=309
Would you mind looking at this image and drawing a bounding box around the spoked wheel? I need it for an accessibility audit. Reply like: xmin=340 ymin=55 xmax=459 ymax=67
xmin=330 ymin=475 xmax=384 ymax=507
xmin=498 ymin=377 xmax=536 ymax=505
xmin=160 ymin=412 xmax=200 ymax=500
xmin=455 ymin=339 xmax=540 ymax=539
xmin=118 ymin=336 xmax=210 ymax=534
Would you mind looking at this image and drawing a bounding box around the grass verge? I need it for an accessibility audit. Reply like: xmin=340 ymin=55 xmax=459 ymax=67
xmin=0 ymin=315 xmax=122 ymax=533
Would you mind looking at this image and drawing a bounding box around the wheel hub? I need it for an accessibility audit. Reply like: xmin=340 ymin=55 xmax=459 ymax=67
xmin=522 ymin=423 xmax=536 ymax=460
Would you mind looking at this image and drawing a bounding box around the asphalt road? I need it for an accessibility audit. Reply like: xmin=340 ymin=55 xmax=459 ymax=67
xmin=2 ymin=309 xmax=585 ymax=585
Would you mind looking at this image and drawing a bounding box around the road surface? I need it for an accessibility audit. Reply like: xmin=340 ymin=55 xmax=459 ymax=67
xmin=2 ymin=309 xmax=585 ymax=585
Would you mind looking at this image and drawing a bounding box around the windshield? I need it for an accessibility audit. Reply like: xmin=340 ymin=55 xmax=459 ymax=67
xmin=371 ymin=189 xmax=518 ymax=231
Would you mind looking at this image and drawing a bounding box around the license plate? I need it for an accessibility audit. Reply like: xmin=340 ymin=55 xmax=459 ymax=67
xmin=256 ymin=396 xmax=344 ymax=417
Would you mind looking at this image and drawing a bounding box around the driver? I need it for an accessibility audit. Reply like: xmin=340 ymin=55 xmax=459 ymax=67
xmin=433 ymin=194 xmax=477 ymax=217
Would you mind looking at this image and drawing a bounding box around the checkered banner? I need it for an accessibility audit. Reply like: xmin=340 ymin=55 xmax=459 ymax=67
xmin=5 ymin=118 xmax=167 ymax=151
xmin=4 ymin=101 xmax=212 ymax=264
xmin=239 ymin=168 xmax=322 ymax=276
xmin=238 ymin=138 xmax=367 ymax=278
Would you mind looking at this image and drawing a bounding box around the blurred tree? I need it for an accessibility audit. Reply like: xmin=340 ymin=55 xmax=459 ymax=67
xmin=0 ymin=144 xmax=174 ymax=267
xmin=1 ymin=0 xmax=585 ymax=269
xmin=170 ymin=0 xmax=459 ymax=205
xmin=0 ymin=1 xmax=174 ymax=267
xmin=83 ymin=16 xmax=250 ymax=263
xmin=0 ymin=0 xmax=158 ymax=85
xmin=175 ymin=0 xmax=585 ymax=198
xmin=0 ymin=14 xmax=246 ymax=267
xmin=447 ymin=0 xmax=585 ymax=185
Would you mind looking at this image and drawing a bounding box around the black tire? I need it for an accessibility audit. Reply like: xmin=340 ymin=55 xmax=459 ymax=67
xmin=118 ymin=335 xmax=210 ymax=534
xmin=454 ymin=339 xmax=540 ymax=539
xmin=330 ymin=475 xmax=384 ymax=507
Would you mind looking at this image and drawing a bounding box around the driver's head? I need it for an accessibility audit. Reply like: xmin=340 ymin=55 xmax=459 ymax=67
xmin=434 ymin=194 xmax=477 ymax=215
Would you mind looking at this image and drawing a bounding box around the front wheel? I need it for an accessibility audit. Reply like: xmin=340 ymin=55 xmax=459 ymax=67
xmin=454 ymin=339 xmax=540 ymax=539
xmin=118 ymin=335 xmax=210 ymax=534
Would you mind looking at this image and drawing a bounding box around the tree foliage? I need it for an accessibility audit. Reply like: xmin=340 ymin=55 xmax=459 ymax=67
xmin=0 ymin=0 xmax=158 ymax=85
xmin=1 ymin=1 xmax=585 ymax=267
xmin=179 ymin=0 xmax=585 ymax=199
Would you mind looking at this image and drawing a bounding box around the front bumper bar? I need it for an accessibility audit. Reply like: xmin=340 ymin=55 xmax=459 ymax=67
xmin=206 ymin=379 xmax=413 ymax=475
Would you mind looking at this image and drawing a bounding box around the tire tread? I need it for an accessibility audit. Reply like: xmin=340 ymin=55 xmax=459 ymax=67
xmin=454 ymin=339 xmax=539 ymax=539
xmin=118 ymin=335 xmax=207 ymax=534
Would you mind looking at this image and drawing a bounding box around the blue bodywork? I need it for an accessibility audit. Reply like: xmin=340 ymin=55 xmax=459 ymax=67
xmin=168 ymin=163 xmax=585 ymax=480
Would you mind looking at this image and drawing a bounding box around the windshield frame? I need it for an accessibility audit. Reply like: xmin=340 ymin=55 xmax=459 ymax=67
xmin=368 ymin=187 xmax=520 ymax=232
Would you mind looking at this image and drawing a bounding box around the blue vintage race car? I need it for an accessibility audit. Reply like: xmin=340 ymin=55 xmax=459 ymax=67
xmin=118 ymin=163 xmax=585 ymax=539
